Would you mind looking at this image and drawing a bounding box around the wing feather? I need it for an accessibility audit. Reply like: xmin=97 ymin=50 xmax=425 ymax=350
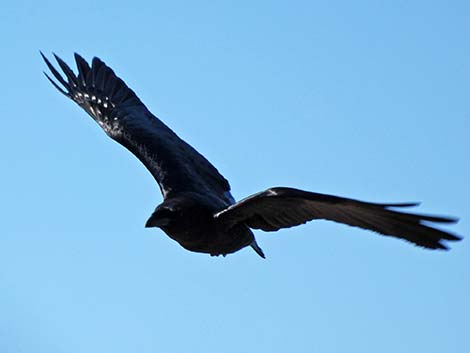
xmin=214 ymin=187 xmax=461 ymax=249
xmin=42 ymin=52 xmax=232 ymax=202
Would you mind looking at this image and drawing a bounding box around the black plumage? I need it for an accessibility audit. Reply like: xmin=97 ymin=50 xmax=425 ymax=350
xmin=42 ymin=53 xmax=462 ymax=258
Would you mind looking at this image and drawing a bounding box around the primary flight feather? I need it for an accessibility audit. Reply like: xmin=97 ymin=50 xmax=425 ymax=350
xmin=42 ymin=53 xmax=462 ymax=257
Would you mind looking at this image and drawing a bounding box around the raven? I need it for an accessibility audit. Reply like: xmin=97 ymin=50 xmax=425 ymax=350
xmin=42 ymin=53 xmax=461 ymax=258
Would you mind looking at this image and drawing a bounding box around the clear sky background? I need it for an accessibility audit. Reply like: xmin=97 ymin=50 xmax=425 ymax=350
xmin=1 ymin=1 xmax=469 ymax=352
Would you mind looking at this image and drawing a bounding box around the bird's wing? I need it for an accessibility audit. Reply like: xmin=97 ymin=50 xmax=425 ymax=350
xmin=42 ymin=53 xmax=233 ymax=202
xmin=214 ymin=187 xmax=461 ymax=249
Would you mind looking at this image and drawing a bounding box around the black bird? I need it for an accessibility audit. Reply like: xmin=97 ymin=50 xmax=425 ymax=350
xmin=41 ymin=53 xmax=462 ymax=258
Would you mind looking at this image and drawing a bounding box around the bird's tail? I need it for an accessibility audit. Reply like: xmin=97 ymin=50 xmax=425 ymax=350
xmin=250 ymin=239 xmax=265 ymax=259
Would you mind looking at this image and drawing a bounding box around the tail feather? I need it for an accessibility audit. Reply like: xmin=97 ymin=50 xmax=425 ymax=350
xmin=250 ymin=239 xmax=265 ymax=259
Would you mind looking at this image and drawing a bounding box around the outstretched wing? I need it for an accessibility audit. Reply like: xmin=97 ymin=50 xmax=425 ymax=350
xmin=42 ymin=53 xmax=233 ymax=202
xmin=214 ymin=187 xmax=461 ymax=249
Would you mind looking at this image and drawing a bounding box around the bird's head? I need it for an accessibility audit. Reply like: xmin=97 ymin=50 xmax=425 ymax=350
xmin=145 ymin=192 xmax=221 ymax=231
xmin=145 ymin=203 xmax=180 ymax=229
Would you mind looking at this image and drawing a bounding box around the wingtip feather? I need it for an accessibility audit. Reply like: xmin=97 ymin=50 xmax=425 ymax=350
xmin=74 ymin=52 xmax=91 ymax=86
xmin=41 ymin=52 xmax=69 ymax=89
xmin=53 ymin=53 xmax=78 ymax=86
xmin=43 ymin=71 xmax=69 ymax=97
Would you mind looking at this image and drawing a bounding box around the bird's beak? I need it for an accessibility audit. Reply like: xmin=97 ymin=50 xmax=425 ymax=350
xmin=145 ymin=217 xmax=170 ymax=228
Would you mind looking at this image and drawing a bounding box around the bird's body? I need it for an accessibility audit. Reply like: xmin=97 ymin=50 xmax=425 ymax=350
xmin=146 ymin=191 xmax=259 ymax=257
xmin=42 ymin=53 xmax=462 ymax=257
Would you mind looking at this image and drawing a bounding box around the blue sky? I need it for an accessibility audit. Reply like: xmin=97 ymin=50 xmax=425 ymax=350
xmin=1 ymin=1 xmax=469 ymax=352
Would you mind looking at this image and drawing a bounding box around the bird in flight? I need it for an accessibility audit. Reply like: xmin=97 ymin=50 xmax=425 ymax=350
xmin=41 ymin=53 xmax=462 ymax=258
